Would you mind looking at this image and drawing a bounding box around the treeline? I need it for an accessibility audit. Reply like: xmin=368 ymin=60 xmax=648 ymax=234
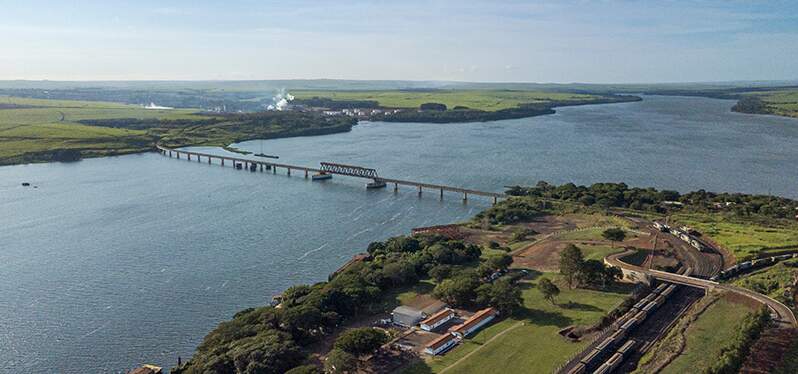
xmin=78 ymin=117 xmax=224 ymax=130
xmin=173 ymin=234 xmax=521 ymax=373
xmin=293 ymin=96 xmax=379 ymax=109
xmin=731 ymin=96 xmax=769 ymax=115
xmin=379 ymin=103 xmax=555 ymax=123
xmin=505 ymin=181 xmax=798 ymax=219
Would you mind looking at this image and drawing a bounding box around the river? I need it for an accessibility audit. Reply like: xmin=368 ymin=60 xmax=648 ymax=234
xmin=1 ymin=95 xmax=797 ymax=373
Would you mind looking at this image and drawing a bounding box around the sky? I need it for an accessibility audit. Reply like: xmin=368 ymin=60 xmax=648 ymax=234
xmin=1 ymin=0 xmax=797 ymax=83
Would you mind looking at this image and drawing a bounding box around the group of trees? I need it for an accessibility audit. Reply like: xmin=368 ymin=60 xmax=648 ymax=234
xmin=559 ymin=244 xmax=622 ymax=290
xmin=506 ymin=181 xmax=798 ymax=219
xmin=323 ymin=327 xmax=389 ymax=373
xmin=431 ymin=253 xmax=522 ymax=315
xmin=174 ymin=233 xmax=510 ymax=373
xmin=473 ymin=198 xmax=544 ymax=225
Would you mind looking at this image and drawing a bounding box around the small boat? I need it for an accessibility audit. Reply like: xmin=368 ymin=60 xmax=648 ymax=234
xmin=21 ymin=182 xmax=30 ymax=187
xmin=366 ymin=180 xmax=387 ymax=189
xmin=312 ymin=172 xmax=333 ymax=181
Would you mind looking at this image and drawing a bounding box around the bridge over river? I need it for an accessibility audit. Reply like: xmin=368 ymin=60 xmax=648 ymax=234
xmin=156 ymin=145 xmax=506 ymax=204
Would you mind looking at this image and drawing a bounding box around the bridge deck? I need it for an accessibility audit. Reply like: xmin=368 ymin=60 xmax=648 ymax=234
xmin=156 ymin=145 xmax=505 ymax=199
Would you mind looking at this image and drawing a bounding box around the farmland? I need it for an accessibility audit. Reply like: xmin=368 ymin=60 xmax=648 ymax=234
xmin=0 ymin=96 xmax=201 ymax=165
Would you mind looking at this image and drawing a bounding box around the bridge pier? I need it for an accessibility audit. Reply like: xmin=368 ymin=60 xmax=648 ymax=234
xmin=208 ymin=156 xmax=211 ymax=164
xmin=440 ymin=188 xmax=444 ymax=200
xmin=168 ymin=151 xmax=172 ymax=157
xmin=198 ymin=155 xmax=201 ymax=163
xmin=260 ymin=164 xmax=263 ymax=172
xmin=187 ymin=154 xmax=191 ymax=161
xmin=418 ymin=185 xmax=422 ymax=196
xmin=273 ymin=166 xmax=276 ymax=174
xmin=287 ymin=168 xmax=291 ymax=176
xmin=176 ymin=152 xmax=180 ymax=159
xmin=493 ymin=196 xmax=497 ymax=205
xmin=221 ymin=159 xmax=224 ymax=166
xmin=394 ymin=183 xmax=398 ymax=192
xmin=305 ymin=170 xmax=308 ymax=178
xmin=463 ymin=192 xmax=468 ymax=202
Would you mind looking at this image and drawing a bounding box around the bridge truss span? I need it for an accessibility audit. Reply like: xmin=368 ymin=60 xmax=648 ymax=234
xmin=320 ymin=162 xmax=380 ymax=179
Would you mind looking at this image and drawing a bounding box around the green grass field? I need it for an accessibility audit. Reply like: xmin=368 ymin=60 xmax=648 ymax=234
xmin=740 ymin=89 xmax=798 ymax=118
xmin=293 ymin=90 xmax=601 ymax=111
xmin=0 ymin=95 xmax=202 ymax=164
xmin=659 ymin=298 xmax=754 ymax=374
xmin=402 ymin=274 xmax=630 ymax=374
xmin=671 ymin=213 xmax=798 ymax=261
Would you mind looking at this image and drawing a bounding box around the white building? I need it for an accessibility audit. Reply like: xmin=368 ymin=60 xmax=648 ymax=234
xmin=424 ymin=333 xmax=458 ymax=355
xmin=452 ymin=308 xmax=498 ymax=338
xmin=419 ymin=308 xmax=455 ymax=332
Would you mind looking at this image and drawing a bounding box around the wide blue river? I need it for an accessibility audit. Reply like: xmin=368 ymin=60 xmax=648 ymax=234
xmin=2 ymin=96 xmax=798 ymax=373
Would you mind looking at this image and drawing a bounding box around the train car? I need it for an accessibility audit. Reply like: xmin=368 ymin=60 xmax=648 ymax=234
xmin=653 ymin=283 xmax=668 ymax=294
xmin=616 ymin=339 xmax=636 ymax=356
xmin=661 ymin=285 xmax=677 ymax=298
xmin=632 ymin=298 xmax=649 ymax=311
xmin=642 ymin=301 xmax=657 ymax=313
xmin=634 ymin=309 xmax=647 ymax=323
xmin=738 ymin=261 xmax=753 ymax=270
xmin=580 ymin=348 xmax=603 ymax=367
xmin=592 ymin=362 xmax=613 ymax=374
xmin=609 ymin=329 xmax=627 ymax=342
xmin=605 ymin=352 xmax=624 ymax=369
xmin=614 ymin=313 xmax=631 ymax=328
xmin=594 ymin=335 xmax=618 ymax=352
xmin=565 ymin=363 xmax=587 ymax=374
xmin=653 ymin=222 xmax=669 ymax=232
xmin=653 ymin=295 xmax=667 ymax=307
xmin=620 ymin=317 xmax=638 ymax=331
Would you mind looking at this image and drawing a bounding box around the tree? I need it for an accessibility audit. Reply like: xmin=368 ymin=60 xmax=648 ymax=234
xmin=419 ymin=102 xmax=447 ymax=111
xmin=433 ymin=273 xmax=480 ymax=307
xmin=429 ymin=264 xmax=454 ymax=282
xmin=381 ymin=260 xmax=417 ymax=286
xmin=488 ymin=279 xmax=523 ymax=315
xmin=333 ymin=327 xmax=388 ymax=356
xmin=576 ymin=259 xmax=606 ymax=288
xmin=602 ymin=228 xmax=626 ymax=248
xmin=601 ymin=266 xmax=623 ymax=288
xmin=325 ymin=349 xmax=357 ymax=373
xmin=486 ymin=253 xmax=513 ymax=271
xmin=559 ymin=244 xmax=584 ymax=289
xmin=538 ymin=278 xmax=560 ymax=305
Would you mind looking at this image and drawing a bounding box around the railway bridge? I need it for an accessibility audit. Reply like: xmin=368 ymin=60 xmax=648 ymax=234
xmin=606 ymin=250 xmax=797 ymax=327
xmin=155 ymin=145 xmax=505 ymax=204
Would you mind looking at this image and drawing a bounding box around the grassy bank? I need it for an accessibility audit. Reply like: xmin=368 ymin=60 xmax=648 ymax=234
xmin=657 ymin=297 xmax=755 ymax=374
